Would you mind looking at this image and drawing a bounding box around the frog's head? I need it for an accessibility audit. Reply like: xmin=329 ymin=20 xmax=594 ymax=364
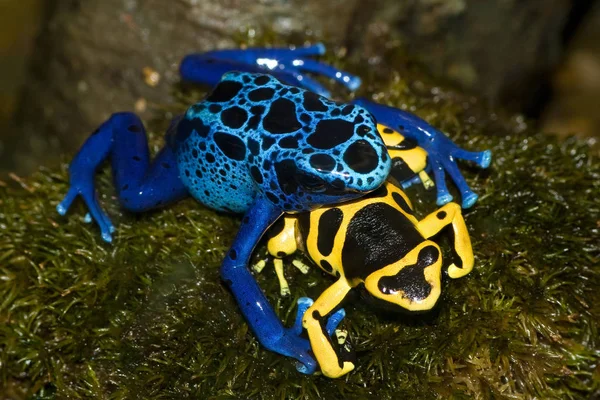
xmin=266 ymin=99 xmax=391 ymax=212
xmin=363 ymin=243 xmax=443 ymax=312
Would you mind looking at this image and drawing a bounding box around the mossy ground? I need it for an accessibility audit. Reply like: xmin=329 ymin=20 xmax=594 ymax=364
xmin=1 ymin=38 xmax=599 ymax=399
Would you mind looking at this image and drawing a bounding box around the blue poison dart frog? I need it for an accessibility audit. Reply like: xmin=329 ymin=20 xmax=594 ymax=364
xmin=56 ymin=44 xmax=491 ymax=376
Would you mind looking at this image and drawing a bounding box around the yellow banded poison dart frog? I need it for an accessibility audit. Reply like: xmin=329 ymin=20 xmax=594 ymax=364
xmin=258 ymin=126 xmax=475 ymax=378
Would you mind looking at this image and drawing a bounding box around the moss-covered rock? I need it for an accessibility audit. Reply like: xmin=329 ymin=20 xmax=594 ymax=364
xmin=1 ymin=45 xmax=598 ymax=399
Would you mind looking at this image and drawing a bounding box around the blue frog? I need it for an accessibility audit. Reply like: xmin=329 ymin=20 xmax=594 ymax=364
xmin=57 ymin=44 xmax=490 ymax=375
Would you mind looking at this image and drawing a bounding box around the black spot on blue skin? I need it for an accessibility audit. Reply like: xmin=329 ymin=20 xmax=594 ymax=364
xmin=392 ymin=192 xmax=413 ymax=214
xmin=229 ymin=249 xmax=237 ymax=260
xmin=192 ymin=149 xmax=198 ymax=157
xmin=301 ymin=148 xmax=314 ymax=154
xmin=132 ymin=156 xmax=141 ymax=161
xmin=437 ymin=211 xmax=447 ymax=219
xmin=263 ymin=98 xmax=301 ymax=134
xmin=248 ymin=87 xmax=275 ymax=102
xmin=242 ymin=75 xmax=251 ymax=83
xmin=310 ymin=154 xmax=336 ymax=172
xmin=377 ymin=246 xmax=439 ymax=301
xmin=250 ymin=105 xmax=265 ymax=115
xmin=199 ymin=142 xmax=207 ymax=151
xmin=320 ymin=259 xmax=334 ymax=273
xmin=214 ymin=131 xmax=246 ymax=161
xmin=206 ymin=80 xmax=243 ymax=102
xmin=209 ymin=104 xmax=222 ymax=113
xmin=354 ymin=115 xmax=364 ymax=124
xmin=317 ymin=208 xmax=343 ymax=256
xmin=250 ymin=166 xmax=263 ymax=184
xmin=331 ymin=109 xmax=341 ymax=117
xmin=161 ymin=162 xmax=171 ymax=169
xmin=307 ymin=119 xmax=355 ymax=149
xmin=247 ymin=115 xmax=261 ymax=130
xmin=221 ymin=107 xmax=248 ymax=129
xmin=343 ymin=140 xmax=379 ymax=174
xmin=303 ymin=92 xmax=328 ymax=112
xmin=274 ymin=159 xmax=299 ymax=195
xmin=128 ymin=124 xmax=141 ymax=133
xmin=300 ymin=113 xmax=312 ymax=124
xmin=263 ymin=160 xmax=271 ymax=170
xmin=184 ymin=170 xmax=190 ymax=177
xmin=219 ymin=169 xmax=226 ymax=176
xmin=248 ymin=138 xmax=260 ymax=155
xmin=205 ymin=153 xmax=216 ymax=163
xmin=290 ymin=87 xmax=300 ymax=94
xmin=195 ymin=169 xmax=202 ymax=178
xmin=357 ymin=125 xmax=370 ymax=136
xmin=279 ymin=136 xmax=299 ymax=149
xmin=341 ymin=105 xmax=354 ymax=116
xmin=254 ymin=75 xmax=270 ymax=85
xmin=176 ymin=118 xmax=210 ymax=143
xmin=266 ymin=192 xmax=279 ymax=203
xmin=262 ymin=136 xmax=275 ymax=150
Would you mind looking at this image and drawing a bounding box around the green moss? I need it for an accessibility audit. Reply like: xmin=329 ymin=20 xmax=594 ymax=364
xmin=1 ymin=40 xmax=599 ymax=399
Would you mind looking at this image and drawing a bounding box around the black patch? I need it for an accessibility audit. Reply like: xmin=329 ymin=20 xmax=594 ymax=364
xmin=199 ymin=142 xmax=207 ymax=151
xmin=267 ymin=217 xmax=286 ymax=239
xmin=320 ymin=259 xmax=334 ymax=273
xmin=331 ymin=109 xmax=341 ymax=117
xmin=389 ymin=157 xmax=415 ymax=184
xmin=263 ymin=160 xmax=271 ymax=170
xmin=342 ymin=203 xmax=424 ymax=280
xmin=297 ymin=212 xmax=311 ymax=240
xmin=303 ymin=92 xmax=328 ymax=112
xmin=263 ymin=98 xmax=301 ymax=134
xmin=248 ymin=87 xmax=275 ymax=102
xmin=205 ymin=153 xmax=216 ymax=163
xmin=389 ymin=138 xmax=418 ymax=151
xmin=262 ymin=136 xmax=275 ymax=150
xmin=221 ymin=107 xmax=248 ymax=129
xmin=195 ymin=169 xmax=202 ymax=178
xmin=128 ymin=124 xmax=141 ymax=133
xmin=437 ymin=211 xmax=447 ymax=220
xmin=382 ymin=127 xmax=394 ymax=134
xmin=250 ymin=105 xmax=265 ymax=115
xmin=392 ymin=192 xmax=413 ymax=214
xmin=300 ymin=113 xmax=312 ymax=124
xmin=176 ymin=118 xmax=210 ymax=143
xmin=214 ymin=132 xmax=246 ymax=161
xmin=317 ymin=208 xmax=343 ymax=256
xmin=254 ymin=75 xmax=270 ymax=85
xmin=250 ymin=166 xmax=263 ymax=184
xmin=209 ymin=104 xmax=222 ymax=114
xmin=274 ymin=159 xmax=299 ymax=195
xmin=247 ymin=115 xmax=261 ymax=130
xmin=307 ymin=119 xmax=355 ymax=149
xmin=356 ymin=125 xmax=370 ymax=136
xmin=365 ymin=184 xmax=388 ymax=199
xmin=309 ymin=154 xmax=336 ymax=172
xmin=266 ymin=192 xmax=279 ymax=204
xmin=377 ymin=246 xmax=439 ymax=301
xmin=343 ymin=140 xmax=379 ymax=173
xmin=341 ymin=105 xmax=354 ymax=116
xmin=279 ymin=136 xmax=299 ymax=149
xmin=248 ymin=138 xmax=260 ymax=155
xmin=206 ymin=80 xmax=243 ymax=102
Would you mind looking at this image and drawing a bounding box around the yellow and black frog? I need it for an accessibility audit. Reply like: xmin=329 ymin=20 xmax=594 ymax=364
xmin=255 ymin=124 xmax=475 ymax=378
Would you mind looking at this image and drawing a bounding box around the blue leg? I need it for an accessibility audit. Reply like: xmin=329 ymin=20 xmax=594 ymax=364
xmin=57 ymin=113 xmax=189 ymax=242
xmin=220 ymin=197 xmax=319 ymax=374
xmin=179 ymin=44 xmax=361 ymax=96
xmin=352 ymin=98 xmax=492 ymax=208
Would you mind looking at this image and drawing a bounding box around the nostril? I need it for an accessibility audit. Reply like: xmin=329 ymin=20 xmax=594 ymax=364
xmin=343 ymin=140 xmax=379 ymax=174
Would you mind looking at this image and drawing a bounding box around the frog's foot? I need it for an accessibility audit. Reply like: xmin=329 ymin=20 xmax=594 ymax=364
xmin=57 ymin=181 xmax=114 ymax=243
xmin=352 ymin=98 xmax=492 ymax=208
xmin=292 ymin=297 xmax=348 ymax=375
xmin=180 ymin=43 xmax=361 ymax=97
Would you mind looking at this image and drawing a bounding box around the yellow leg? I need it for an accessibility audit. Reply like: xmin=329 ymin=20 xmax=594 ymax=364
xmin=273 ymin=258 xmax=290 ymax=296
xmin=417 ymin=202 xmax=474 ymax=278
xmin=419 ymin=170 xmax=434 ymax=189
xmin=292 ymin=259 xmax=310 ymax=274
xmin=253 ymin=259 xmax=267 ymax=273
xmin=303 ymin=279 xmax=354 ymax=378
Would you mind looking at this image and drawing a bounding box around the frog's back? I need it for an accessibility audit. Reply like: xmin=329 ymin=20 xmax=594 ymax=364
xmin=172 ymin=71 xmax=391 ymax=214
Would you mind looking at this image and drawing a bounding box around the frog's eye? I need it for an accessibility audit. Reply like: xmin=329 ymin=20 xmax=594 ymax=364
xmin=296 ymin=171 xmax=326 ymax=192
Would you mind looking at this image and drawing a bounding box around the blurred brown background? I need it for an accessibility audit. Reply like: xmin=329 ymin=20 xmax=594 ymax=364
xmin=1 ymin=0 xmax=598 ymax=176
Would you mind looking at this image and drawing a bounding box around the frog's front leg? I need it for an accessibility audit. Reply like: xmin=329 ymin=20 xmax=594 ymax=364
xmin=220 ymin=197 xmax=321 ymax=373
xmin=57 ymin=113 xmax=189 ymax=241
xmin=302 ymin=279 xmax=355 ymax=378
xmin=353 ymin=98 xmax=492 ymax=208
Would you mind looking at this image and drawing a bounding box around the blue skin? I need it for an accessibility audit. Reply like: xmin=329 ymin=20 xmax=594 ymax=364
xmin=57 ymin=67 xmax=390 ymax=374
xmin=180 ymin=43 xmax=491 ymax=208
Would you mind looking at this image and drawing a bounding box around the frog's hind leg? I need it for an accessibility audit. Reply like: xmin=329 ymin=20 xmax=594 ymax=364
xmin=416 ymin=202 xmax=474 ymax=279
xmin=57 ymin=113 xmax=188 ymax=242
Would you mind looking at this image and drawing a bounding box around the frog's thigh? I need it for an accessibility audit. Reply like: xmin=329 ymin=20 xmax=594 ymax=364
xmin=416 ymin=202 xmax=474 ymax=278
xmin=302 ymin=279 xmax=354 ymax=378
